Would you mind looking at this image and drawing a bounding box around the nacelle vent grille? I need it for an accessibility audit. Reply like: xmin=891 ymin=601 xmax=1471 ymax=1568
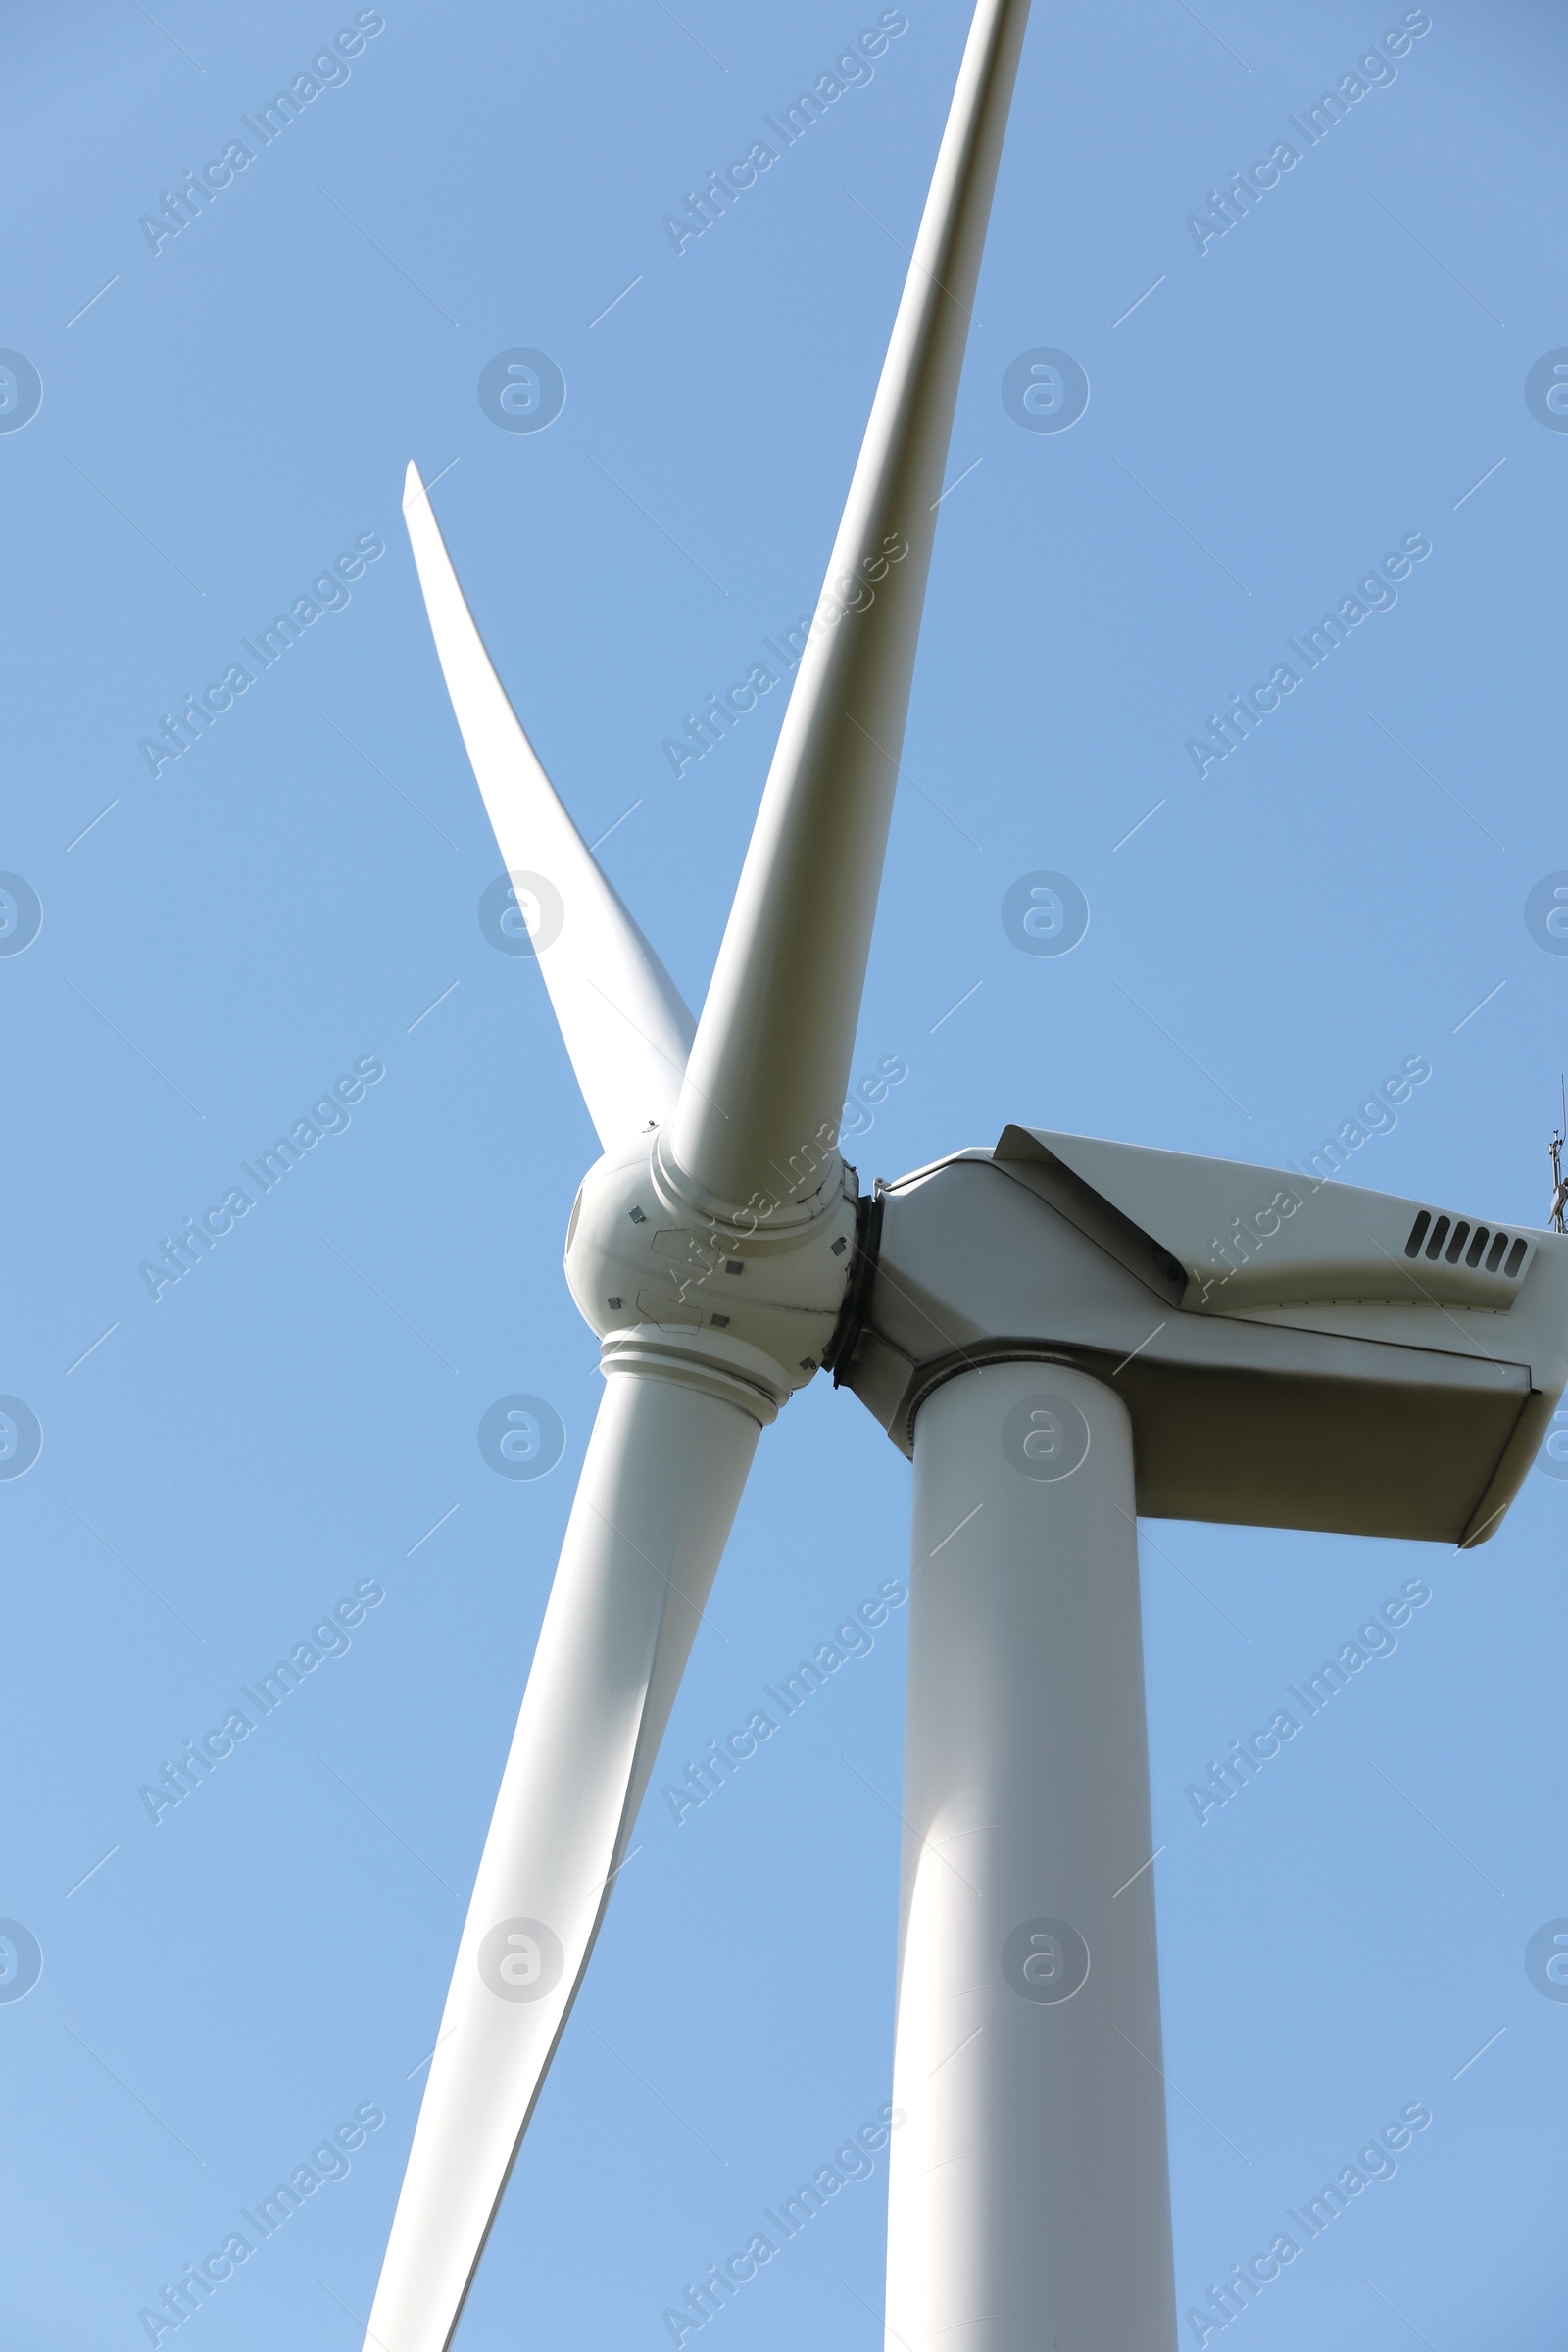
xmin=1404 ymin=1210 xmax=1529 ymax=1281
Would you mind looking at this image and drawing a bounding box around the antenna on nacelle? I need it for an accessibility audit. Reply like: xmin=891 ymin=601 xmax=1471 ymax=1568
xmin=1551 ymin=1075 xmax=1567 ymax=1235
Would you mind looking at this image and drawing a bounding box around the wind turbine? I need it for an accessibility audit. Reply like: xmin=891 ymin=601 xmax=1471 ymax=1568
xmin=365 ymin=2 xmax=1568 ymax=2345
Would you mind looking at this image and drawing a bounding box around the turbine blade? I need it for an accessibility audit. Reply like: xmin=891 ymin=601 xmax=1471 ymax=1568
xmin=667 ymin=0 xmax=1031 ymax=1216
xmin=403 ymin=462 xmax=695 ymax=1148
xmin=361 ymin=1367 xmax=763 ymax=2352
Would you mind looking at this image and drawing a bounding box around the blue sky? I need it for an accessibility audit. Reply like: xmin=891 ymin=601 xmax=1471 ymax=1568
xmin=2 ymin=2 xmax=1566 ymax=2346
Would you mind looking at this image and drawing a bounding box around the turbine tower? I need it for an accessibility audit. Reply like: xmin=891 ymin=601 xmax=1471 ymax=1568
xmin=363 ymin=4 xmax=1568 ymax=2343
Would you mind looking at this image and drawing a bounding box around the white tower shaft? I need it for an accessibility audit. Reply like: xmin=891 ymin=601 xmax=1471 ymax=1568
xmin=886 ymin=1363 xmax=1177 ymax=2350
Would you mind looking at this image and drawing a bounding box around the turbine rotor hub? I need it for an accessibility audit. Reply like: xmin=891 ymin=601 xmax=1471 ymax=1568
xmin=564 ymin=1129 xmax=858 ymax=1418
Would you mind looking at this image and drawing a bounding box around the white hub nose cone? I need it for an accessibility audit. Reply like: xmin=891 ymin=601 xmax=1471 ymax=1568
xmin=564 ymin=1130 xmax=858 ymax=1415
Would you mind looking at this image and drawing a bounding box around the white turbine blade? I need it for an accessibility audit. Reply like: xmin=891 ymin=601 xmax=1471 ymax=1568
xmin=362 ymin=1368 xmax=762 ymax=2352
xmin=668 ymin=0 xmax=1030 ymax=1214
xmin=403 ymin=461 xmax=695 ymax=1148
